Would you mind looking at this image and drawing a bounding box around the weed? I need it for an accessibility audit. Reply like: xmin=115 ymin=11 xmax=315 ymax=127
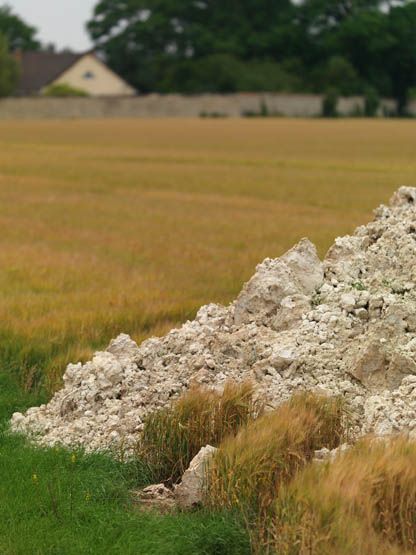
xmin=207 ymin=393 xmax=346 ymax=526
xmin=271 ymin=437 xmax=416 ymax=555
xmin=311 ymin=291 xmax=322 ymax=308
xmin=351 ymin=281 xmax=366 ymax=291
xmin=137 ymin=381 xmax=262 ymax=483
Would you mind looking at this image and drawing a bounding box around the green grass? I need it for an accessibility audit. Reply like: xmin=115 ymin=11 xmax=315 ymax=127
xmin=0 ymin=369 xmax=249 ymax=555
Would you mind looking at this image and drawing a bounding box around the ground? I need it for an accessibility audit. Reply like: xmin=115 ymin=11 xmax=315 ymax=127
xmin=1 ymin=117 xmax=416 ymax=553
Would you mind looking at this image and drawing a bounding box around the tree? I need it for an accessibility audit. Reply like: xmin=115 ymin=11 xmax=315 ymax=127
xmin=159 ymin=54 xmax=301 ymax=93
xmin=0 ymin=34 xmax=19 ymax=96
xmin=384 ymin=2 xmax=416 ymax=114
xmin=326 ymin=3 xmax=416 ymax=114
xmin=87 ymin=0 xmax=295 ymax=92
xmin=0 ymin=5 xmax=40 ymax=51
xmin=297 ymin=0 xmax=416 ymax=113
xmin=309 ymin=55 xmax=361 ymax=95
xmin=87 ymin=0 xmax=416 ymax=109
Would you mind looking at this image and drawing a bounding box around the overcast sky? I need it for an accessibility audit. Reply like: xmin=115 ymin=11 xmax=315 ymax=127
xmin=8 ymin=0 xmax=97 ymax=51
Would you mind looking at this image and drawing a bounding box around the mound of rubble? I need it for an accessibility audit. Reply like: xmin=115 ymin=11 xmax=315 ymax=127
xmin=11 ymin=187 xmax=416 ymax=452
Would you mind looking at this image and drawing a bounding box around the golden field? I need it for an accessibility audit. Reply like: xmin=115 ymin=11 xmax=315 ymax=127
xmin=1 ymin=117 xmax=416 ymax=390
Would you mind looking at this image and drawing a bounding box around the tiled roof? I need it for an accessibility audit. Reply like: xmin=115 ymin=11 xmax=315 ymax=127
xmin=16 ymin=51 xmax=84 ymax=95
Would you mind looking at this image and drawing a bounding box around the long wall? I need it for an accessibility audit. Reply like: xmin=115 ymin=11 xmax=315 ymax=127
xmin=0 ymin=93 xmax=399 ymax=119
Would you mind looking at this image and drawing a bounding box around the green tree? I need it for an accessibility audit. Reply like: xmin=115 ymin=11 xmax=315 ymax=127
xmin=331 ymin=3 xmax=416 ymax=114
xmin=87 ymin=0 xmax=416 ymax=111
xmin=159 ymin=54 xmax=302 ymax=93
xmin=0 ymin=5 xmax=40 ymax=51
xmin=297 ymin=0 xmax=416 ymax=113
xmin=0 ymin=34 xmax=19 ymax=96
xmin=309 ymin=55 xmax=361 ymax=95
xmin=384 ymin=2 xmax=416 ymax=115
xmin=87 ymin=0 xmax=295 ymax=92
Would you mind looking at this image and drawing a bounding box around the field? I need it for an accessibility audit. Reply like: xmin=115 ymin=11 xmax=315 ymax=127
xmin=2 ymin=118 xmax=416 ymax=393
xmin=2 ymin=118 xmax=416 ymax=553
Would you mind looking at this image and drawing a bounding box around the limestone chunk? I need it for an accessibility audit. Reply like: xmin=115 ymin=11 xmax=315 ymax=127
xmin=174 ymin=445 xmax=217 ymax=508
xmin=233 ymin=238 xmax=322 ymax=328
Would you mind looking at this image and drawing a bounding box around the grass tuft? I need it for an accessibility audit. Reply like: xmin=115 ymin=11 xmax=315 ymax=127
xmin=137 ymin=381 xmax=262 ymax=484
xmin=206 ymin=393 xmax=347 ymax=525
xmin=271 ymin=437 xmax=416 ymax=555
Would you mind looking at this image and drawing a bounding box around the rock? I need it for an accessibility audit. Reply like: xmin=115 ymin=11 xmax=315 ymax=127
xmin=139 ymin=483 xmax=174 ymax=499
xmin=269 ymin=347 xmax=296 ymax=372
xmin=281 ymin=238 xmax=324 ymax=295
xmin=387 ymin=352 xmax=416 ymax=389
xmin=272 ymin=294 xmax=311 ymax=331
xmin=390 ymin=186 xmax=416 ymax=206
xmin=107 ymin=333 xmax=139 ymax=361
xmin=314 ymin=444 xmax=350 ymax=462
xmin=233 ymin=238 xmax=323 ymax=328
xmin=174 ymin=445 xmax=217 ymax=508
xmin=340 ymin=293 xmax=356 ymax=313
xmin=355 ymin=308 xmax=369 ymax=321
xmin=135 ymin=483 xmax=175 ymax=512
xmin=349 ymin=341 xmax=389 ymax=390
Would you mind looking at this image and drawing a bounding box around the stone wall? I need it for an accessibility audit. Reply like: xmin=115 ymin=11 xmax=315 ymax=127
xmin=0 ymin=93 xmax=399 ymax=119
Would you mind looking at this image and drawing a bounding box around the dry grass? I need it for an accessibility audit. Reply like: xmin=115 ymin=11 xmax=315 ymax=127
xmin=271 ymin=437 xmax=416 ymax=555
xmin=207 ymin=394 xmax=346 ymax=523
xmin=137 ymin=381 xmax=261 ymax=483
xmin=1 ymin=118 xmax=416 ymax=389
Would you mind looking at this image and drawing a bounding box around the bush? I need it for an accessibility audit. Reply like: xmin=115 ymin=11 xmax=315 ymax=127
xmin=322 ymin=88 xmax=339 ymax=117
xmin=159 ymin=54 xmax=301 ymax=93
xmin=322 ymin=56 xmax=360 ymax=96
xmin=271 ymin=437 xmax=416 ymax=555
xmin=364 ymin=87 xmax=380 ymax=117
xmin=0 ymin=34 xmax=19 ymax=97
xmin=137 ymin=381 xmax=262 ymax=483
xmin=207 ymin=393 xmax=346 ymax=520
xmin=43 ymin=83 xmax=89 ymax=97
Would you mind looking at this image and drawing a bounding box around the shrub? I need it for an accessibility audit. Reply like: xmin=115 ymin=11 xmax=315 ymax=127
xmin=322 ymin=88 xmax=339 ymax=117
xmin=137 ymin=381 xmax=262 ymax=483
xmin=364 ymin=87 xmax=380 ymax=117
xmin=159 ymin=54 xmax=301 ymax=93
xmin=0 ymin=34 xmax=19 ymax=97
xmin=207 ymin=393 xmax=346 ymax=521
xmin=271 ymin=437 xmax=416 ymax=555
xmin=43 ymin=83 xmax=89 ymax=97
xmin=321 ymin=56 xmax=360 ymax=96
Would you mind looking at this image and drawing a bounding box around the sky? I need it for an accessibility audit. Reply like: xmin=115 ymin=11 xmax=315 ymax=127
xmin=8 ymin=0 xmax=97 ymax=51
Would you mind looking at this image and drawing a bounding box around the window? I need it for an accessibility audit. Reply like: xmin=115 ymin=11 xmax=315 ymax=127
xmin=83 ymin=71 xmax=95 ymax=80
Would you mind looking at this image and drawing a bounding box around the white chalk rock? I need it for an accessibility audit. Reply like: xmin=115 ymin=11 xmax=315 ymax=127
xmin=233 ymin=238 xmax=322 ymax=328
xmin=174 ymin=445 xmax=217 ymax=508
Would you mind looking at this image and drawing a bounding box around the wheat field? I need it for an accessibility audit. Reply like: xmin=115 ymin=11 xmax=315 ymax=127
xmin=1 ymin=118 xmax=415 ymax=390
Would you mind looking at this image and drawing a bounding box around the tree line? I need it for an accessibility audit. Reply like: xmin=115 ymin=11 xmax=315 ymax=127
xmin=1 ymin=1 xmax=416 ymax=114
xmin=86 ymin=0 xmax=416 ymax=114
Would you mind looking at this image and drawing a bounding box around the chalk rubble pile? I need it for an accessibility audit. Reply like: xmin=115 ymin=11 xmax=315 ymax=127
xmin=11 ymin=187 xmax=416 ymax=452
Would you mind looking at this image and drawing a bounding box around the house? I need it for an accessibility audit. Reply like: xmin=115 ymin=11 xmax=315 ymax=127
xmin=16 ymin=51 xmax=136 ymax=97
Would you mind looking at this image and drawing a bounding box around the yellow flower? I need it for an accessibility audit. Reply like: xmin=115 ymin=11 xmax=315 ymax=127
xmin=32 ymin=473 xmax=38 ymax=483
xmin=85 ymin=492 xmax=91 ymax=502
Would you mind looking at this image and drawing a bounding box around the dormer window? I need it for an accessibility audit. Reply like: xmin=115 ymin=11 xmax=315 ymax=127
xmin=83 ymin=70 xmax=95 ymax=80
